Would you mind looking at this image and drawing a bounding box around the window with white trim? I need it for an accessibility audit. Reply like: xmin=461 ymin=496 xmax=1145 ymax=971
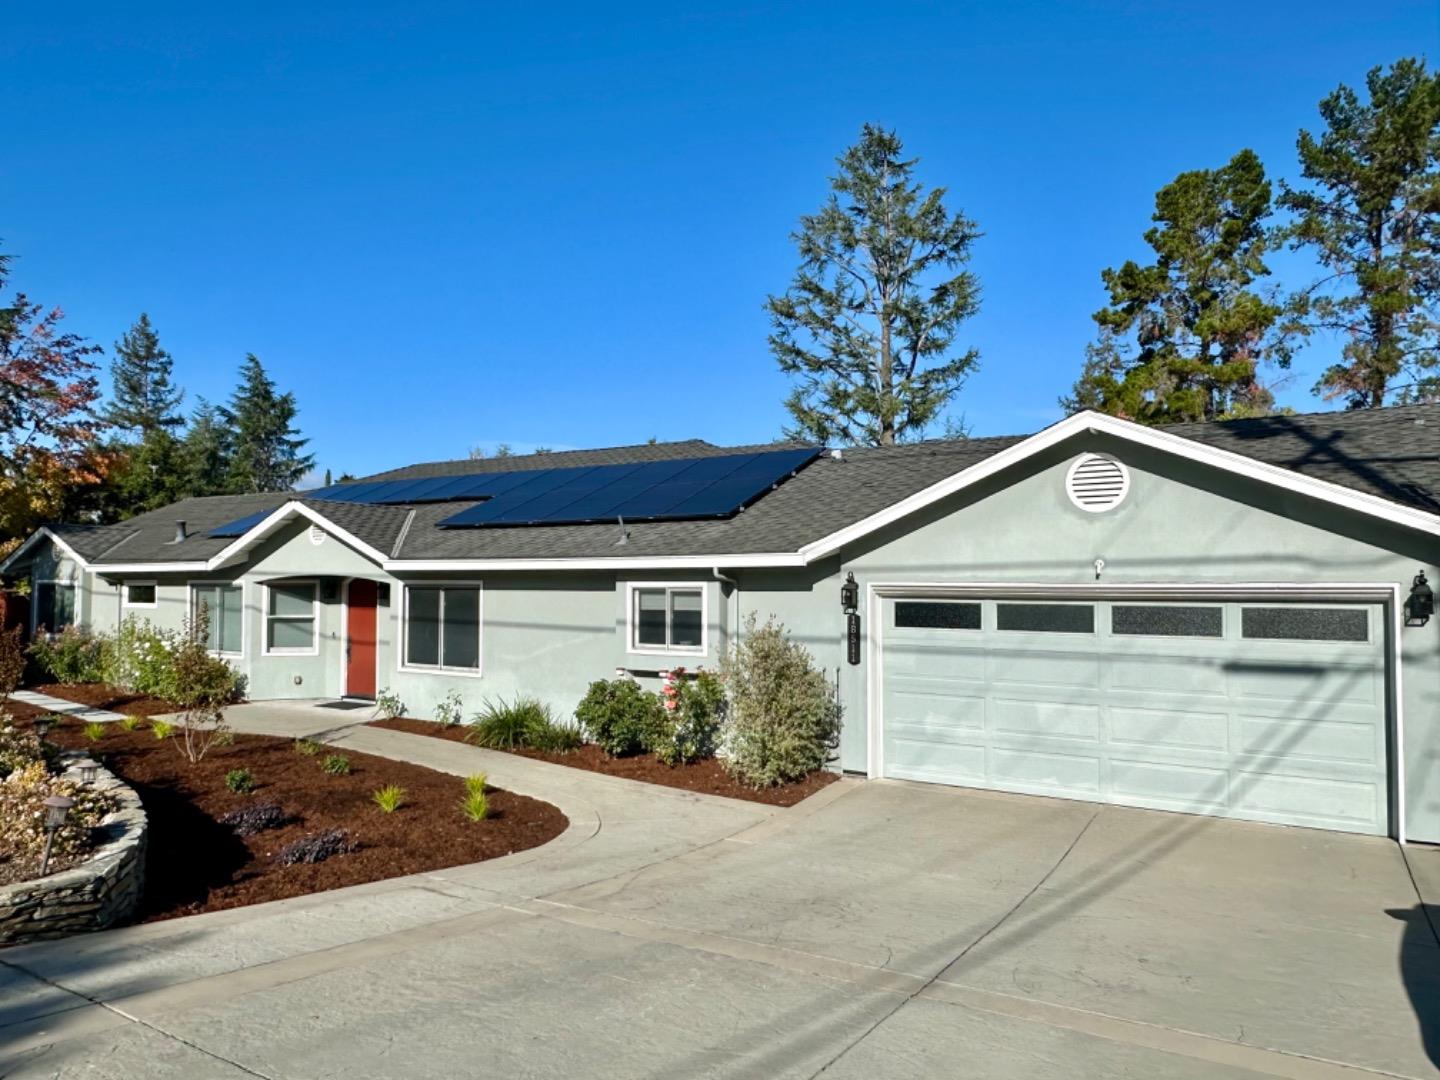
xmin=265 ymin=582 xmax=317 ymax=654
xmin=34 ymin=581 xmax=76 ymax=632
xmin=631 ymin=585 xmax=704 ymax=653
xmin=123 ymin=581 xmax=157 ymax=608
xmin=192 ymin=583 xmax=244 ymax=656
xmin=404 ymin=585 xmax=482 ymax=672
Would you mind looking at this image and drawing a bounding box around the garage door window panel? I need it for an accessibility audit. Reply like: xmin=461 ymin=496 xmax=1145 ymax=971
xmin=996 ymin=602 xmax=1095 ymax=634
xmin=1241 ymin=607 xmax=1368 ymax=643
xmin=895 ymin=601 xmax=981 ymax=630
xmin=1112 ymin=605 xmax=1223 ymax=638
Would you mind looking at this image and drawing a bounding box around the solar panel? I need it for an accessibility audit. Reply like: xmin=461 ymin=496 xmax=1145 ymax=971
xmin=206 ymin=509 xmax=277 ymax=538
xmin=436 ymin=448 xmax=821 ymax=527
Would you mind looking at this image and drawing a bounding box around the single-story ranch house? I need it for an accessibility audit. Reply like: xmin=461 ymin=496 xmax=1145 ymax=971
xmin=6 ymin=406 xmax=1440 ymax=842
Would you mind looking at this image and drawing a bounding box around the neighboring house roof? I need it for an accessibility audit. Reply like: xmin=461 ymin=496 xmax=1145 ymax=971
xmin=7 ymin=405 xmax=1440 ymax=574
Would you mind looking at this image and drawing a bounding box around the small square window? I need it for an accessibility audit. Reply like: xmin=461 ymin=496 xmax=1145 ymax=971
xmin=631 ymin=585 xmax=705 ymax=653
xmin=123 ymin=582 xmax=157 ymax=607
xmin=265 ymin=582 xmax=317 ymax=654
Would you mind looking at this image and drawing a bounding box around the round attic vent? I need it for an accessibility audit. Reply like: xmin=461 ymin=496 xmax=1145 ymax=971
xmin=1065 ymin=454 xmax=1130 ymax=513
xmin=308 ymin=524 xmax=327 ymax=546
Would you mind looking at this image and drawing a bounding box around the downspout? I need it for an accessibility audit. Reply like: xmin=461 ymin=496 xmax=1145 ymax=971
xmin=712 ymin=567 xmax=738 ymax=655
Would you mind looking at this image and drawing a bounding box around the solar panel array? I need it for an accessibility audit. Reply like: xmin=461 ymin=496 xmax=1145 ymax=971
xmin=206 ymin=509 xmax=278 ymax=538
xmin=204 ymin=448 xmax=820 ymax=537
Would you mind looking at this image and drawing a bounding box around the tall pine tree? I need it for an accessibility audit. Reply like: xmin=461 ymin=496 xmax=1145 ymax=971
xmin=1064 ymin=149 xmax=1294 ymax=424
xmin=221 ymin=355 xmax=314 ymax=492
xmin=767 ymin=125 xmax=981 ymax=446
xmin=104 ymin=314 xmax=183 ymax=436
xmin=181 ymin=398 xmax=232 ymax=497
xmin=1279 ymin=58 xmax=1440 ymax=407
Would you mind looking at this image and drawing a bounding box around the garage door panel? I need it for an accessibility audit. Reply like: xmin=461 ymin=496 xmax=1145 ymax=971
xmin=990 ymin=748 xmax=1102 ymax=795
xmin=1109 ymin=706 xmax=1230 ymax=751
xmin=991 ymin=698 xmax=1100 ymax=740
xmin=1231 ymin=771 xmax=1381 ymax=830
xmin=987 ymin=651 xmax=1101 ymax=689
xmin=1235 ymin=715 xmax=1381 ymax=765
xmin=1227 ymin=661 xmax=1383 ymax=707
xmin=1108 ymin=759 xmax=1230 ymax=810
xmin=880 ymin=595 xmax=1390 ymax=836
xmin=1108 ymin=654 xmax=1229 ymax=696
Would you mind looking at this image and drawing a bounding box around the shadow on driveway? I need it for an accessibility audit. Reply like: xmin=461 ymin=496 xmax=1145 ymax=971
xmin=1388 ymin=904 xmax=1440 ymax=1072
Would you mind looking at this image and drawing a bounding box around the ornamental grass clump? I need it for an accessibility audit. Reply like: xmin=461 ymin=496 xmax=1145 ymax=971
xmin=574 ymin=678 xmax=667 ymax=757
xmin=119 ymin=716 xmax=142 ymax=732
xmin=82 ymin=721 xmax=107 ymax=743
xmin=720 ymin=615 xmax=841 ymax=787
xmin=459 ymin=774 xmax=488 ymax=822
xmin=371 ymin=784 xmax=406 ymax=813
xmin=151 ymin=720 xmax=175 ymax=740
xmin=293 ymin=738 xmax=323 ymax=756
xmin=467 ymin=696 xmax=577 ymax=751
xmin=320 ymin=753 xmax=351 ymax=776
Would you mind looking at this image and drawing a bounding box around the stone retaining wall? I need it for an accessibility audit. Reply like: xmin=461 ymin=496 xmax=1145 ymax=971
xmin=0 ymin=757 xmax=147 ymax=944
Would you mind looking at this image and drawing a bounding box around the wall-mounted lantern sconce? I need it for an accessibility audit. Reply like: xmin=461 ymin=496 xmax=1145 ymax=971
xmin=841 ymin=572 xmax=859 ymax=614
xmin=1407 ymin=570 xmax=1434 ymax=626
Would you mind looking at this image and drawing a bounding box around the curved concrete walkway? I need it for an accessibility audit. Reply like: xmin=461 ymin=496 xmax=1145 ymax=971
xmin=3 ymin=701 xmax=1439 ymax=1079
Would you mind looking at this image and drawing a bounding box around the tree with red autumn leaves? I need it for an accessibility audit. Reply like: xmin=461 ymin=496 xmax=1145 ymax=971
xmin=0 ymin=248 xmax=109 ymax=549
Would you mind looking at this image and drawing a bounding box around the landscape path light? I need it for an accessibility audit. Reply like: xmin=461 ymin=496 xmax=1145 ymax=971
xmin=40 ymin=795 xmax=74 ymax=876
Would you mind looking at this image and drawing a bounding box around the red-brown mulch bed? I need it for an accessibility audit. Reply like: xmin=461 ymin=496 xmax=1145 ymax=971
xmin=4 ymin=697 xmax=47 ymax=723
xmin=31 ymin=682 xmax=180 ymax=717
xmin=27 ymin=715 xmax=566 ymax=922
xmin=367 ymin=717 xmax=840 ymax=808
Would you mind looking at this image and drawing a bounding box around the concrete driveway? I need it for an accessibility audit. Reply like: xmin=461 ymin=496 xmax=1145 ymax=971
xmin=3 ymin=707 xmax=1439 ymax=1079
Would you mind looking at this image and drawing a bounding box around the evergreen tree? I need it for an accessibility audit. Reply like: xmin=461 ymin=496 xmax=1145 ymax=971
xmin=1064 ymin=149 xmax=1294 ymax=424
xmin=767 ymin=125 xmax=981 ymax=446
xmin=181 ymin=398 xmax=231 ymax=497
xmin=103 ymin=314 xmax=183 ymax=436
xmin=220 ymin=355 xmax=314 ymax=492
xmin=111 ymin=429 xmax=188 ymax=515
xmin=1279 ymin=58 xmax=1440 ymax=407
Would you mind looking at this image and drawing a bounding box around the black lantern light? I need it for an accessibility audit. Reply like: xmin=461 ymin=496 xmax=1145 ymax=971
xmin=840 ymin=572 xmax=859 ymax=614
xmin=1408 ymin=570 xmax=1435 ymax=626
xmin=33 ymin=714 xmax=54 ymax=742
xmin=39 ymin=794 xmax=74 ymax=876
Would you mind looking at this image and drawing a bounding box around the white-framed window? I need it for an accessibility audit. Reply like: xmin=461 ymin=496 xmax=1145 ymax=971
xmin=627 ymin=582 xmax=705 ymax=655
xmin=401 ymin=583 xmax=483 ymax=675
xmin=33 ymin=580 xmax=77 ymax=633
xmin=191 ymin=582 xmax=245 ymax=657
xmin=263 ymin=581 xmax=318 ymax=655
xmin=122 ymin=581 xmax=157 ymax=608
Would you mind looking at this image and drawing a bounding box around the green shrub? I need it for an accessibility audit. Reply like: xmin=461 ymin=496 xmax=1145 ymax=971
xmin=466 ymin=696 xmax=576 ymax=751
xmin=459 ymin=774 xmax=488 ymax=822
xmin=28 ymin=625 xmax=107 ymax=684
xmin=654 ymin=668 xmax=726 ymax=766
xmin=151 ymin=720 xmax=175 ymax=740
xmin=434 ymin=690 xmax=464 ymax=727
xmin=320 ymin=753 xmax=351 ymax=776
xmin=574 ymin=678 xmax=667 ymax=757
xmin=293 ymin=738 xmax=323 ymax=756
xmin=104 ymin=616 xmax=179 ymax=698
xmin=225 ymin=767 xmax=256 ymax=794
xmin=720 ymin=615 xmax=841 ymax=787
xmin=373 ymin=688 xmax=405 ymax=720
xmin=371 ymin=783 xmax=406 ymax=813
xmin=82 ymin=721 xmax=107 ymax=743
xmin=168 ymin=608 xmax=241 ymax=764
xmin=119 ymin=716 xmax=142 ymax=732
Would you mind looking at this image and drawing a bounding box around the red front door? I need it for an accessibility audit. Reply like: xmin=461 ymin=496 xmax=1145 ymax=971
xmin=345 ymin=580 xmax=378 ymax=699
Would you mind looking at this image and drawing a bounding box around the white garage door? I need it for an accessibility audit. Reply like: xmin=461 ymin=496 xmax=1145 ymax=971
xmin=879 ymin=595 xmax=1391 ymax=835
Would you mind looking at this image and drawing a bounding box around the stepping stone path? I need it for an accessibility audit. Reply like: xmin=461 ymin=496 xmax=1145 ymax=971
xmin=11 ymin=689 xmax=128 ymax=724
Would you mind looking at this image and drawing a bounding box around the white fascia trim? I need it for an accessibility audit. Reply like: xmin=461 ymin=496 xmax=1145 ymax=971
xmin=867 ymin=581 xmax=1403 ymax=601
xmin=799 ymin=410 xmax=1440 ymax=562
xmin=382 ymin=552 xmax=806 ymax=572
xmin=0 ymin=528 xmax=92 ymax=575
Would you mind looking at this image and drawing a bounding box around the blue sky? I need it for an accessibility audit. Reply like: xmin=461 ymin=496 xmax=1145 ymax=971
xmin=3 ymin=2 xmax=1437 ymax=478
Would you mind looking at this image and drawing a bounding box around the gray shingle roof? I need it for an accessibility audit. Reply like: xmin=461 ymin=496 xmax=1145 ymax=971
xmin=29 ymin=404 xmax=1440 ymax=567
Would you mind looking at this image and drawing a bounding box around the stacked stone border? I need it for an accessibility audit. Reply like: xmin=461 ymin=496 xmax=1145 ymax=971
xmin=0 ymin=755 xmax=148 ymax=945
